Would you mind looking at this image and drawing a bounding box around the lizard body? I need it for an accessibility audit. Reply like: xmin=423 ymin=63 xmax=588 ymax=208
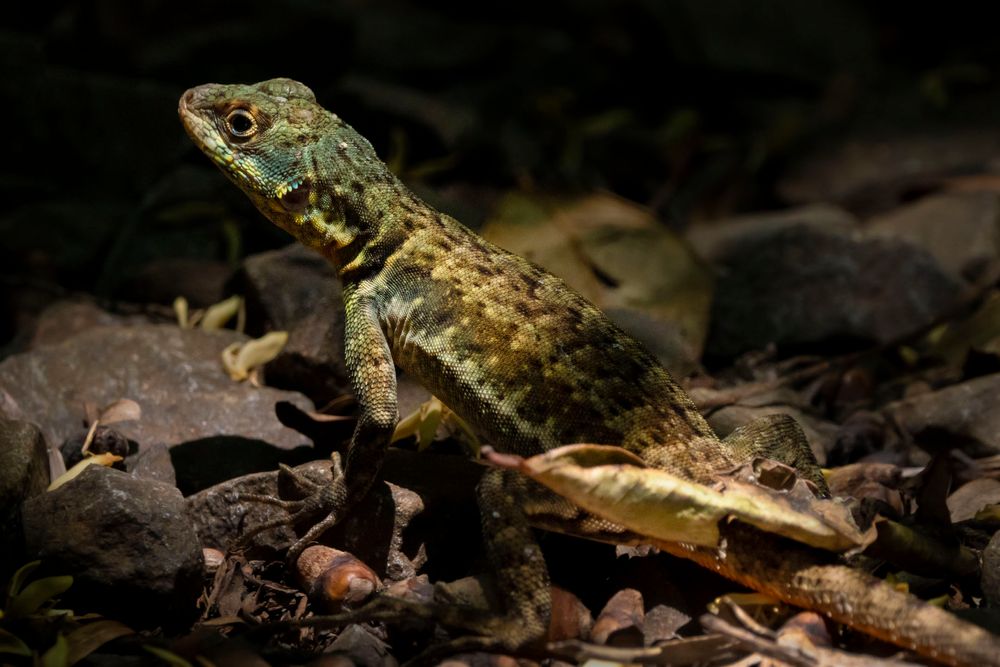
xmin=179 ymin=79 xmax=1000 ymax=666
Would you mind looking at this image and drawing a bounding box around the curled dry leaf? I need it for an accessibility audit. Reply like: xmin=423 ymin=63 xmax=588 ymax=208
xmin=221 ymin=331 xmax=289 ymax=381
xmin=173 ymin=296 xmax=190 ymax=328
xmin=47 ymin=453 xmax=123 ymax=491
xmin=494 ymin=444 xmax=872 ymax=552
xmin=98 ymin=398 xmax=142 ymax=425
xmin=200 ymin=295 xmax=243 ymax=331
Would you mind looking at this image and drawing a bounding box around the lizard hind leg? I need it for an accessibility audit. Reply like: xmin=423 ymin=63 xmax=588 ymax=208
xmin=721 ymin=414 xmax=830 ymax=496
xmin=475 ymin=467 xmax=553 ymax=650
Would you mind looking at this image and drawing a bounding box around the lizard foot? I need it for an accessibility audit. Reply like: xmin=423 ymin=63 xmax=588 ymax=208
xmin=235 ymin=463 xmax=347 ymax=563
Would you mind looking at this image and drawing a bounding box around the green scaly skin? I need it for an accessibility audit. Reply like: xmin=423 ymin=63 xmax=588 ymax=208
xmin=179 ymin=78 xmax=1000 ymax=665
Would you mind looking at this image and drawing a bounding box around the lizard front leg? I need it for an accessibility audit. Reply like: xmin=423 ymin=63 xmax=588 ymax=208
xmin=248 ymin=291 xmax=399 ymax=563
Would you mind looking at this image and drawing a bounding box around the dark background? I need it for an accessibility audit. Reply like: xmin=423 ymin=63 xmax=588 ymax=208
xmin=4 ymin=0 xmax=999 ymax=353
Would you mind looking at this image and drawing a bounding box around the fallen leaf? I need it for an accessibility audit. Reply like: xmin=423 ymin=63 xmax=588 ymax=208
xmin=65 ymin=620 xmax=133 ymax=666
xmin=47 ymin=453 xmax=123 ymax=491
xmin=200 ymin=295 xmax=243 ymax=331
xmin=97 ymin=399 xmax=142 ymax=426
xmin=221 ymin=331 xmax=288 ymax=381
xmin=501 ymin=444 xmax=870 ymax=552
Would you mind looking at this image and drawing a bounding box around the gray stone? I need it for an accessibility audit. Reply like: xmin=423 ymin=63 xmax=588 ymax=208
xmin=883 ymin=373 xmax=1000 ymax=458
xmin=706 ymin=225 xmax=962 ymax=357
xmin=126 ymin=442 xmax=177 ymax=486
xmin=22 ymin=464 xmax=203 ymax=625
xmin=687 ymin=204 xmax=859 ymax=263
xmin=0 ymin=324 xmax=313 ymax=461
xmin=236 ymin=244 xmax=350 ymax=406
xmin=866 ymin=191 xmax=1000 ymax=281
xmin=0 ymin=419 xmax=50 ymax=572
xmin=29 ymin=300 xmax=136 ymax=349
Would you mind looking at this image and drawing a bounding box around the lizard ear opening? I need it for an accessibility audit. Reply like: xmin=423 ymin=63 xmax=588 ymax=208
xmin=279 ymin=179 xmax=312 ymax=212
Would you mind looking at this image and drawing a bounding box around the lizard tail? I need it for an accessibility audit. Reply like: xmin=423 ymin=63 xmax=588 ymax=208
xmin=656 ymin=523 xmax=1000 ymax=667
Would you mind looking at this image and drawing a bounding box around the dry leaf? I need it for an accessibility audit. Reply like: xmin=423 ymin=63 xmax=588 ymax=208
xmin=48 ymin=453 xmax=123 ymax=491
xmin=498 ymin=444 xmax=870 ymax=552
xmin=173 ymin=296 xmax=190 ymax=329
xmin=98 ymin=398 xmax=142 ymax=425
xmin=200 ymin=295 xmax=243 ymax=331
xmin=221 ymin=331 xmax=288 ymax=381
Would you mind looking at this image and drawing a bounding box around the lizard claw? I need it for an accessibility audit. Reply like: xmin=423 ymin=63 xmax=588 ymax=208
xmin=233 ymin=463 xmax=348 ymax=563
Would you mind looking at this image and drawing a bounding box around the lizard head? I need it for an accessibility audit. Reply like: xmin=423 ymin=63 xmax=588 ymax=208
xmin=179 ymin=78 xmax=384 ymax=255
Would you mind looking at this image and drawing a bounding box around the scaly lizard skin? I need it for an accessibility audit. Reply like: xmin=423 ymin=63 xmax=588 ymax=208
xmin=179 ymin=79 xmax=1000 ymax=666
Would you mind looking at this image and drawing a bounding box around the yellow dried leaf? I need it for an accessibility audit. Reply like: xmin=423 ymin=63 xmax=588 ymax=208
xmin=173 ymin=296 xmax=190 ymax=329
xmin=200 ymin=295 xmax=243 ymax=331
xmin=48 ymin=453 xmax=123 ymax=491
xmin=514 ymin=444 xmax=868 ymax=552
xmin=221 ymin=331 xmax=288 ymax=381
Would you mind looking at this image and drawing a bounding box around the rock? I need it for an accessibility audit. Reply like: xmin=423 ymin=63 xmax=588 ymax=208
xmin=705 ymin=225 xmax=963 ymax=358
xmin=777 ymin=130 xmax=1000 ymax=213
xmin=0 ymin=324 xmax=314 ymax=466
xmin=22 ymin=464 xmax=202 ymax=626
xmin=29 ymin=300 xmax=137 ymax=349
xmin=126 ymin=442 xmax=177 ymax=486
xmin=124 ymin=257 xmax=233 ymax=307
xmin=984 ymin=531 xmax=1000 ymax=606
xmin=235 ymin=244 xmax=350 ymax=405
xmin=0 ymin=420 xmax=50 ymax=573
xmin=686 ymin=204 xmax=859 ymax=262
xmin=866 ymin=191 xmax=1000 ymax=282
xmin=883 ymin=373 xmax=1000 ymax=458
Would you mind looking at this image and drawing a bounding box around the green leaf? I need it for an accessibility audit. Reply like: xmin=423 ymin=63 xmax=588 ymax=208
xmin=41 ymin=633 xmax=69 ymax=667
xmin=7 ymin=575 xmax=73 ymax=618
xmin=65 ymin=620 xmax=133 ymax=666
xmin=0 ymin=627 xmax=31 ymax=656
xmin=6 ymin=560 xmax=41 ymax=600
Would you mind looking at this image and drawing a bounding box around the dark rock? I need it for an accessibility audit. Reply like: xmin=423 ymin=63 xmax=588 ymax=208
xmin=124 ymin=257 xmax=233 ymax=308
xmin=884 ymin=373 xmax=1000 ymax=458
xmin=0 ymin=419 xmax=50 ymax=574
xmin=778 ymin=131 xmax=1000 ymax=214
xmin=687 ymin=204 xmax=858 ymax=263
xmin=22 ymin=464 xmax=202 ymax=626
xmin=0 ymin=324 xmax=314 ymax=465
xmin=867 ymin=191 xmax=1000 ymax=282
xmin=706 ymin=225 xmax=963 ymax=358
xmin=126 ymin=442 xmax=177 ymax=486
xmin=982 ymin=529 xmax=1000 ymax=606
xmin=235 ymin=244 xmax=350 ymax=406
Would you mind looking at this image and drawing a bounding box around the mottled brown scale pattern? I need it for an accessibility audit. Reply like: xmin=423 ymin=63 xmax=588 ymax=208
xmin=180 ymin=79 xmax=1000 ymax=665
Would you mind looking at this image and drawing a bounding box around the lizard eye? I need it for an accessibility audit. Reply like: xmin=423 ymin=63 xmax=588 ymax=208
xmin=225 ymin=109 xmax=257 ymax=139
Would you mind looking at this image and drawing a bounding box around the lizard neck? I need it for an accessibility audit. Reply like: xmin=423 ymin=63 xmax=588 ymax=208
xmin=318 ymin=174 xmax=438 ymax=284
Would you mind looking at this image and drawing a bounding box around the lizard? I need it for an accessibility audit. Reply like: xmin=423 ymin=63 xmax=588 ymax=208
xmin=179 ymin=78 xmax=1000 ymax=666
